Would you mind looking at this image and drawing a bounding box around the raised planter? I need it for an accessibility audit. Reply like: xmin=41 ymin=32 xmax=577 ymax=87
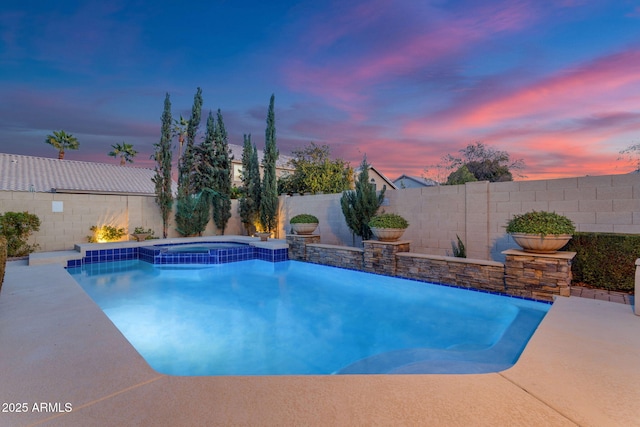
xmin=290 ymin=223 xmax=318 ymax=235
xmin=370 ymin=227 xmax=406 ymax=242
xmin=510 ymin=233 xmax=572 ymax=254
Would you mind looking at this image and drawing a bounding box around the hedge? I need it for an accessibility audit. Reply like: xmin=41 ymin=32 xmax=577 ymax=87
xmin=565 ymin=232 xmax=640 ymax=292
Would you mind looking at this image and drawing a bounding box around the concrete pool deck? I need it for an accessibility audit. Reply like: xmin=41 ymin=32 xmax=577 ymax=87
xmin=0 ymin=261 xmax=638 ymax=426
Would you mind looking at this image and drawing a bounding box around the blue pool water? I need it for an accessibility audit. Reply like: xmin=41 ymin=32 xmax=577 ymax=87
xmin=68 ymin=259 xmax=549 ymax=375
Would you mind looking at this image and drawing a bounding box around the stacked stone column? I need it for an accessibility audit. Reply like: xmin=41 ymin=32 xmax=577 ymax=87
xmin=503 ymin=249 xmax=575 ymax=302
xmin=363 ymin=240 xmax=411 ymax=276
xmin=286 ymin=234 xmax=320 ymax=261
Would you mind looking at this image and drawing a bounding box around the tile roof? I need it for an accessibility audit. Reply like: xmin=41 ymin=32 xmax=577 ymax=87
xmin=0 ymin=153 xmax=161 ymax=194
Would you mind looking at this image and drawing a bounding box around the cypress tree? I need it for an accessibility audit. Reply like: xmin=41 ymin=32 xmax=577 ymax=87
xmin=175 ymin=87 xmax=206 ymax=236
xmin=238 ymin=134 xmax=261 ymax=235
xmin=152 ymin=93 xmax=173 ymax=238
xmin=177 ymin=87 xmax=203 ymax=197
xmin=259 ymin=94 xmax=279 ymax=233
xmin=340 ymin=155 xmax=385 ymax=243
xmin=211 ymin=109 xmax=232 ymax=234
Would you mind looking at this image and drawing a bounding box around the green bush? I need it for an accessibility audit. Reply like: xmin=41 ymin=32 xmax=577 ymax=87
xmin=0 ymin=235 xmax=7 ymax=291
xmin=290 ymin=214 xmax=319 ymax=224
xmin=368 ymin=213 xmax=409 ymax=229
xmin=506 ymin=211 xmax=575 ymax=236
xmin=451 ymin=235 xmax=466 ymax=258
xmin=0 ymin=211 xmax=41 ymax=257
xmin=566 ymin=232 xmax=640 ymax=292
xmin=88 ymin=225 xmax=126 ymax=243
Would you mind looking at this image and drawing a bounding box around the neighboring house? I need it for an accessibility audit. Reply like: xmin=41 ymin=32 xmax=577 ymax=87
xmin=354 ymin=165 xmax=398 ymax=191
xmin=393 ymin=174 xmax=438 ymax=189
xmin=228 ymin=144 xmax=295 ymax=187
xmin=0 ymin=152 xmax=163 ymax=195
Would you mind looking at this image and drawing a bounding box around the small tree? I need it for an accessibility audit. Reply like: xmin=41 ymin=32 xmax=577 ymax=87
xmin=109 ymin=142 xmax=138 ymax=165
xmin=172 ymin=115 xmax=189 ymax=162
xmin=0 ymin=211 xmax=41 ymax=257
xmin=211 ymin=109 xmax=232 ymax=234
xmin=175 ymin=87 xmax=207 ymax=236
xmin=427 ymin=142 xmax=525 ymax=184
xmin=174 ymin=191 xmax=212 ymax=237
xmin=239 ymin=135 xmax=261 ymax=235
xmin=177 ymin=87 xmax=203 ymax=198
xmin=259 ymin=94 xmax=279 ymax=233
xmin=286 ymin=142 xmax=353 ymax=194
xmin=340 ymin=155 xmax=385 ymax=244
xmin=152 ymin=93 xmax=173 ymax=238
xmin=45 ymin=130 xmax=79 ymax=159
xmin=446 ymin=164 xmax=477 ymax=185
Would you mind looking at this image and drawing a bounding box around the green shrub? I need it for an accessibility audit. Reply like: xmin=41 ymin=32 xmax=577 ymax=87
xmin=290 ymin=214 xmax=319 ymax=224
xmin=566 ymin=232 xmax=640 ymax=292
xmin=0 ymin=211 xmax=41 ymax=257
xmin=506 ymin=211 xmax=575 ymax=236
xmin=88 ymin=225 xmax=126 ymax=243
xmin=0 ymin=235 xmax=7 ymax=291
xmin=451 ymin=235 xmax=466 ymax=258
xmin=368 ymin=213 xmax=409 ymax=229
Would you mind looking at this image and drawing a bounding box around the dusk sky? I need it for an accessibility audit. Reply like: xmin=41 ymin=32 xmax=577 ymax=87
xmin=1 ymin=0 xmax=640 ymax=181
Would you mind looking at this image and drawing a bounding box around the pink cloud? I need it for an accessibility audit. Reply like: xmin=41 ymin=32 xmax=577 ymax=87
xmin=456 ymin=49 xmax=640 ymax=128
xmin=283 ymin=0 xmax=541 ymax=119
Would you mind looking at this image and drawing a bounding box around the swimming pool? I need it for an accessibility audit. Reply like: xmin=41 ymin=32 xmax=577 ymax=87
xmin=68 ymin=259 xmax=549 ymax=375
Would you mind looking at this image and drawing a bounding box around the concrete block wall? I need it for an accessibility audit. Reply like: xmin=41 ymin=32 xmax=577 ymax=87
xmin=0 ymin=191 xmax=244 ymax=252
xmin=4 ymin=172 xmax=639 ymax=257
xmin=488 ymin=174 xmax=640 ymax=260
xmin=282 ymin=173 xmax=640 ymax=262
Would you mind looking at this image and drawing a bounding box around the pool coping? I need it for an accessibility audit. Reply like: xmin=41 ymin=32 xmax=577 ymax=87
xmin=1 ymin=261 xmax=639 ymax=426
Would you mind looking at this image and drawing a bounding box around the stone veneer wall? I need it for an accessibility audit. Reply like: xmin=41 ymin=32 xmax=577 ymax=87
xmin=503 ymin=249 xmax=575 ymax=301
xmin=286 ymin=234 xmax=321 ymax=261
xmin=363 ymin=240 xmax=410 ymax=276
xmin=305 ymin=243 xmax=364 ymax=270
xmin=395 ymin=253 xmax=506 ymax=294
xmin=289 ymin=237 xmax=573 ymax=302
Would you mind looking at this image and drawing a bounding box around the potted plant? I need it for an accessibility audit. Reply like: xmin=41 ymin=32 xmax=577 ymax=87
xmin=368 ymin=213 xmax=409 ymax=242
xmin=506 ymin=210 xmax=576 ymax=253
xmin=131 ymin=227 xmax=155 ymax=242
xmin=290 ymin=214 xmax=319 ymax=235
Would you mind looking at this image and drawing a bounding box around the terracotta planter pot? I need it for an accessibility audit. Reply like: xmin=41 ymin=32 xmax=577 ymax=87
xmin=370 ymin=227 xmax=406 ymax=242
xmin=290 ymin=223 xmax=318 ymax=235
xmin=510 ymin=233 xmax=572 ymax=253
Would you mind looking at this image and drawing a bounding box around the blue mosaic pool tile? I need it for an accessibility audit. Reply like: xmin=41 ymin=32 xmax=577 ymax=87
xmin=75 ymin=242 xmax=286 ymax=267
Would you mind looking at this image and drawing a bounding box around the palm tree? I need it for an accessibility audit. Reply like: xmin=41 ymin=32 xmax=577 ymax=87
xmin=44 ymin=130 xmax=79 ymax=159
xmin=172 ymin=115 xmax=189 ymax=162
xmin=108 ymin=142 xmax=138 ymax=166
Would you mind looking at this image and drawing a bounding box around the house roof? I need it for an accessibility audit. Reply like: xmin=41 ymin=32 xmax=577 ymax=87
xmin=0 ymin=153 xmax=161 ymax=195
xmin=228 ymin=143 xmax=294 ymax=170
xmin=354 ymin=165 xmax=398 ymax=190
xmin=393 ymin=174 xmax=438 ymax=187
